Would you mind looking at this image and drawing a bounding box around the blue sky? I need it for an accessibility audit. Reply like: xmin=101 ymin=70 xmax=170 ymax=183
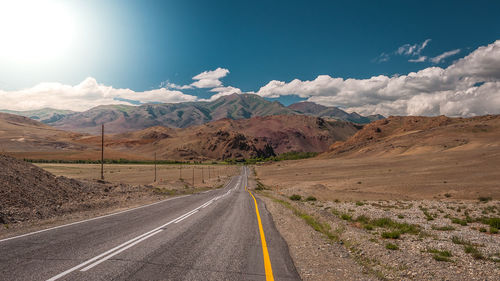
xmin=0 ymin=0 xmax=499 ymax=116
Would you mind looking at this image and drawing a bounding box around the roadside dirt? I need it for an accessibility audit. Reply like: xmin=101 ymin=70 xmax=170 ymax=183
xmin=258 ymin=193 xmax=377 ymax=280
xmin=255 ymin=186 xmax=500 ymax=280
xmin=0 ymin=155 xmax=228 ymax=239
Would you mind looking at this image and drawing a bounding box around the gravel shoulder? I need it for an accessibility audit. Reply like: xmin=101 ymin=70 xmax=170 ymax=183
xmin=256 ymin=183 xmax=500 ymax=280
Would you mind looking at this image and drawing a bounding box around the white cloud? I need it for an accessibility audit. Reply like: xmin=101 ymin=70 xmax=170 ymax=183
xmin=0 ymin=77 xmax=198 ymax=111
xmin=409 ymin=56 xmax=427 ymax=63
xmin=372 ymin=52 xmax=390 ymax=63
xmin=166 ymin=67 xmax=230 ymax=89
xmin=256 ymin=40 xmax=500 ymax=117
xmin=190 ymin=67 xmax=229 ymax=88
xmin=205 ymin=86 xmax=243 ymax=101
xmin=191 ymin=78 xmax=223 ymax=88
xmin=166 ymin=82 xmax=193 ymax=90
xmin=375 ymin=39 xmax=431 ymax=63
xmin=192 ymin=67 xmax=229 ymax=80
xmin=431 ymin=49 xmax=461 ymax=63
xmin=396 ymin=39 xmax=431 ymax=56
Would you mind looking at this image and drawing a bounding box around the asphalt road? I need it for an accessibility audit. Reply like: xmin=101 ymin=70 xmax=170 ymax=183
xmin=0 ymin=167 xmax=300 ymax=281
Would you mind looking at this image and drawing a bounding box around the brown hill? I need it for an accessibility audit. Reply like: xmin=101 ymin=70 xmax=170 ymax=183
xmin=0 ymin=154 xmax=156 ymax=224
xmin=0 ymin=112 xmax=150 ymax=161
xmin=324 ymin=115 xmax=500 ymax=157
xmin=80 ymin=115 xmax=360 ymax=161
xmin=255 ymin=114 xmax=500 ymax=201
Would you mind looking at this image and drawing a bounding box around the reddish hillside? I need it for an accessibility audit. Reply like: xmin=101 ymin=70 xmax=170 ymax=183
xmin=324 ymin=115 xmax=500 ymax=157
xmin=82 ymin=115 xmax=360 ymax=160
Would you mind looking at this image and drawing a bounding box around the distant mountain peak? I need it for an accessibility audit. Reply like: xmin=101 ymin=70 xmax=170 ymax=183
xmin=2 ymin=94 xmax=384 ymax=135
xmin=288 ymin=101 xmax=384 ymax=124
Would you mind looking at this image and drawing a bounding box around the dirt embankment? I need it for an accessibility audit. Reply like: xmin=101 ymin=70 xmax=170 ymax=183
xmin=0 ymin=155 xmax=165 ymax=231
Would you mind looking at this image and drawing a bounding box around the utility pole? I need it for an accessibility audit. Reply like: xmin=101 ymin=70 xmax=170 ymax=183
xmin=208 ymin=166 xmax=211 ymax=179
xmin=154 ymin=152 xmax=157 ymax=182
xmin=101 ymin=123 xmax=104 ymax=180
xmin=202 ymin=166 xmax=204 ymax=183
xmin=192 ymin=166 xmax=195 ymax=186
xmin=179 ymin=165 xmax=182 ymax=180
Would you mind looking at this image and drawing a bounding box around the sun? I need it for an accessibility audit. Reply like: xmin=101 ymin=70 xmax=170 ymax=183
xmin=0 ymin=0 xmax=76 ymax=63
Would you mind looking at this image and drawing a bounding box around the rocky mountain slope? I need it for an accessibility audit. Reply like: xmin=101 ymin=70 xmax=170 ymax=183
xmin=0 ymin=112 xmax=359 ymax=161
xmin=46 ymin=94 xmax=298 ymax=134
xmin=2 ymin=94 xmax=381 ymax=135
xmin=288 ymin=101 xmax=384 ymax=124
xmin=80 ymin=115 xmax=360 ymax=161
xmin=0 ymin=108 xmax=75 ymax=123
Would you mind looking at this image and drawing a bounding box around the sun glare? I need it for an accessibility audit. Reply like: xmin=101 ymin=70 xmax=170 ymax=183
xmin=0 ymin=0 xmax=76 ymax=63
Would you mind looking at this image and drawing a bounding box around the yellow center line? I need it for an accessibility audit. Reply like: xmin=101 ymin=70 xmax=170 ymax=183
xmin=247 ymin=186 xmax=275 ymax=281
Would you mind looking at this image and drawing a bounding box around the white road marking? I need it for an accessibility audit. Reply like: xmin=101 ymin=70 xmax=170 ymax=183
xmin=80 ymin=229 xmax=163 ymax=272
xmin=46 ymin=175 xmax=240 ymax=280
xmin=174 ymin=210 xmax=198 ymax=224
xmin=172 ymin=209 xmax=199 ymax=224
xmin=0 ymin=195 xmax=190 ymax=244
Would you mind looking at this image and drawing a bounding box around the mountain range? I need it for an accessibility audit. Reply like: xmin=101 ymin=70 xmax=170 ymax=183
xmin=0 ymin=112 xmax=359 ymax=161
xmin=0 ymin=94 xmax=383 ymax=134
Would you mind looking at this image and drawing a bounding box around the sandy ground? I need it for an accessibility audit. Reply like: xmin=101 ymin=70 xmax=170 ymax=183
xmin=37 ymin=163 xmax=240 ymax=188
xmin=254 ymin=146 xmax=500 ymax=201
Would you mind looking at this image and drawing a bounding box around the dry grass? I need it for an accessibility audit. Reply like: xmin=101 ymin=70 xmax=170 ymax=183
xmin=37 ymin=163 xmax=239 ymax=188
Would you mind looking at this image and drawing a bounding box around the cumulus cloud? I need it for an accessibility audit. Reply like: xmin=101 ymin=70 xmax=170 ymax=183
xmin=430 ymin=49 xmax=461 ymax=64
xmin=165 ymin=67 xmax=231 ymax=90
xmin=190 ymin=67 xmax=229 ymax=88
xmin=205 ymin=86 xmax=244 ymax=101
xmin=0 ymin=77 xmax=198 ymax=111
xmin=256 ymin=40 xmax=500 ymax=117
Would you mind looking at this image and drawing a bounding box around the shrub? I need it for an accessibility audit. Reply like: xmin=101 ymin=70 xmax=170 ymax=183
xmin=464 ymin=245 xmax=484 ymax=260
xmin=451 ymin=236 xmax=471 ymax=245
xmin=490 ymin=227 xmax=499 ymax=234
xmin=479 ymin=227 xmax=487 ymax=232
xmin=381 ymin=231 xmax=401 ymax=239
xmin=433 ymin=255 xmax=451 ymax=262
xmin=427 ymin=249 xmax=452 ymax=257
xmin=397 ymin=214 xmax=405 ymax=219
xmin=451 ymin=218 xmax=467 ymax=226
xmin=444 ymin=193 xmax=452 ymax=198
xmin=385 ymin=243 xmax=399 ymax=250
xmin=482 ymin=217 xmax=500 ymax=229
xmin=364 ymin=224 xmax=374 ymax=231
xmin=355 ymin=215 xmax=370 ymax=224
xmin=478 ymin=196 xmax=492 ymax=202
xmin=428 ymin=249 xmax=452 ymax=262
xmin=305 ymin=196 xmax=317 ymax=201
xmin=355 ymin=201 xmax=364 ymax=206
xmin=289 ymin=194 xmax=302 ymax=201
xmin=341 ymin=214 xmax=352 ymax=221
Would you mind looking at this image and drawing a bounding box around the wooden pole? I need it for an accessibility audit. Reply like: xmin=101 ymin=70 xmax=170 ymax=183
xmin=179 ymin=165 xmax=182 ymax=180
xmin=101 ymin=124 xmax=104 ymax=180
xmin=154 ymin=152 xmax=157 ymax=182
xmin=192 ymin=166 xmax=195 ymax=186
xmin=202 ymin=166 xmax=204 ymax=183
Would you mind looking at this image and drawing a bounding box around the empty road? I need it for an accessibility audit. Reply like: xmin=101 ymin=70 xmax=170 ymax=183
xmin=0 ymin=167 xmax=300 ymax=281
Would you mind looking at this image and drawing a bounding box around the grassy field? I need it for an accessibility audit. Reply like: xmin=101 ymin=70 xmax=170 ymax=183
xmin=37 ymin=163 xmax=240 ymax=188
